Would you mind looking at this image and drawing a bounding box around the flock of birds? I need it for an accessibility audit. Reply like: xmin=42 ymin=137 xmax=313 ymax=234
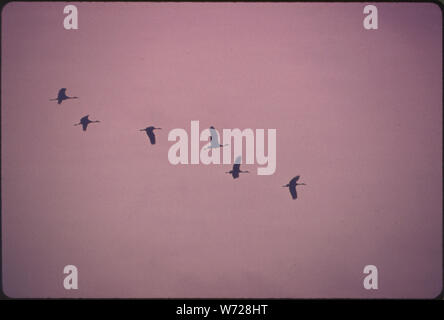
xmin=50 ymin=88 xmax=306 ymax=199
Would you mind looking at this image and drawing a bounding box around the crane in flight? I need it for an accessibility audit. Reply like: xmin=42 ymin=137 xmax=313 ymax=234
xmin=206 ymin=126 xmax=228 ymax=149
xmin=226 ymin=156 xmax=249 ymax=179
xmin=50 ymin=88 xmax=78 ymax=104
xmin=282 ymin=176 xmax=306 ymax=199
xmin=140 ymin=126 xmax=161 ymax=145
xmin=74 ymin=115 xmax=100 ymax=131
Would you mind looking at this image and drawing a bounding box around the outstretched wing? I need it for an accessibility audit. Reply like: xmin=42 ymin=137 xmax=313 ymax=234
xmin=57 ymin=88 xmax=67 ymax=103
xmin=231 ymin=163 xmax=240 ymax=179
xmin=57 ymin=88 xmax=66 ymax=97
xmin=289 ymin=186 xmax=297 ymax=199
xmin=147 ymin=131 xmax=156 ymax=144
xmin=290 ymin=176 xmax=300 ymax=185
xmin=80 ymin=116 xmax=89 ymax=131
xmin=209 ymin=127 xmax=220 ymax=145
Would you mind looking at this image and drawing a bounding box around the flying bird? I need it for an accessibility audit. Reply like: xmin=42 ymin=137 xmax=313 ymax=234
xmin=207 ymin=126 xmax=228 ymax=149
xmin=226 ymin=156 xmax=249 ymax=179
xmin=282 ymin=176 xmax=306 ymax=199
xmin=140 ymin=126 xmax=161 ymax=145
xmin=50 ymin=88 xmax=78 ymax=104
xmin=74 ymin=115 xmax=100 ymax=131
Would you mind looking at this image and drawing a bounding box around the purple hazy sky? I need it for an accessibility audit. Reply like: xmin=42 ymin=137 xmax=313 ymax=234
xmin=1 ymin=2 xmax=442 ymax=298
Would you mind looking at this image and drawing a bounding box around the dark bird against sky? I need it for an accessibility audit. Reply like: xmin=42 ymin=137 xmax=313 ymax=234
xmin=74 ymin=115 xmax=100 ymax=131
xmin=226 ymin=156 xmax=249 ymax=179
xmin=140 ymin=126 xmax=161 ymax=145
xmin=282 ymin=176 xmax=306 ymax=199
xmin=50 ymin=88 xmax=78 ymax=104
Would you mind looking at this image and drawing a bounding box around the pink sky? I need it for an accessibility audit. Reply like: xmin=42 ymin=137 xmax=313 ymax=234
xmin=1 ymin=2 xmax=442 ymax=298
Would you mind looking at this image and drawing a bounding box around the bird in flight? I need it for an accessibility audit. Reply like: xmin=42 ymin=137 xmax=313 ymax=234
xmin=140 ymin=126 xmax=161 ymax=145
xmin=74 ymin=115 xmax=100 ymax=131
xmin=207 ymin=126 xmax=228 ymax=149
xmin=282 ymin=176 xmax=306 ymax=199
xmin=50 ymin=88 xmax=78 ymax=104
xmin=226 ymin=156 xmax=249 ymax=179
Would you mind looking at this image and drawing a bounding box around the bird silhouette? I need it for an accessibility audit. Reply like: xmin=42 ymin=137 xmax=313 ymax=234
xmin=74 ymin=115 xmax=100 ymax=131
xmin=226 ymin=156 xmax=249 ymax=179
xmin=282 ymin=176 xmax=306 ymax=199
xmin=140 ymin=126 xmax=161 ymax=145
xmin=206 ymin=126 xmax=228 ymax=149
xmin=50 ymin=88 xmax=78 ymax=104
